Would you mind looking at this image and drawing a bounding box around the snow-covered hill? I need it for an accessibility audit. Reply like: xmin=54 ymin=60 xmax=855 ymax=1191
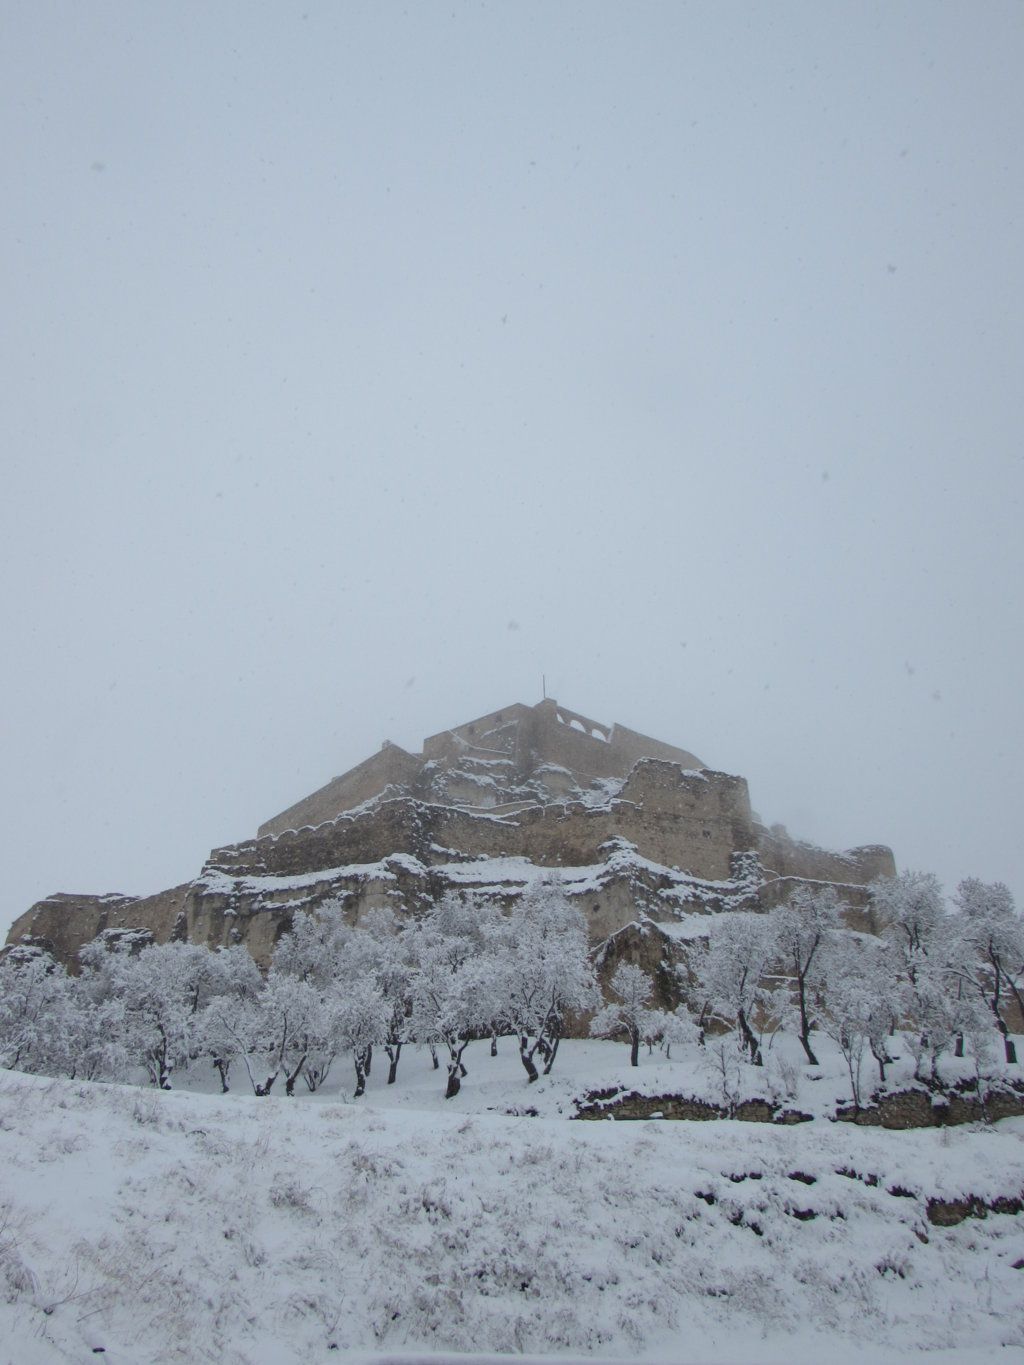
xmin=1 ymin=1041 xmax=1023 ymax=1364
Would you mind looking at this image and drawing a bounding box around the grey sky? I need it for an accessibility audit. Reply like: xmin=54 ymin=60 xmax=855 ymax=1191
xmin=2 ymin=1 xmax=1022 ymax=937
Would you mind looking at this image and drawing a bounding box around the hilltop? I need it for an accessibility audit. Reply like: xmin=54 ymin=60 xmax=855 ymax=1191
xmin=6 ymin=699 xmax=894 ymax=972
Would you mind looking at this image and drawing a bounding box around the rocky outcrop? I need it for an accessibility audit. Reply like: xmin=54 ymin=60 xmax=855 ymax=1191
xmin=5 ymin=885 xmax=191 ymax=974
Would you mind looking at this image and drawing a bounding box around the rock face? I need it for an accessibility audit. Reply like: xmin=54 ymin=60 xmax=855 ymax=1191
xmin=6 ymin=698 xmax=895 ymax=970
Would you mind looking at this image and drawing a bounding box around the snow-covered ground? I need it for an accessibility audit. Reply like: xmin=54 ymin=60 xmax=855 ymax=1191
xmin=1 ymin=1039 xmax=1023 ymax=1365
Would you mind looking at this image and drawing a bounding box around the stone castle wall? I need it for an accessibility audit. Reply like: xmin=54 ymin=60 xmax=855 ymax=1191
xmin=258 ymin=742 xmax=422 ymax=838
xmin=259 ymin=700 xmax=708 ymax=840
xmin=4 ymin=700 xmax=900 ymax=975
xmin=7 ymin=884 xmax=192 ymax=975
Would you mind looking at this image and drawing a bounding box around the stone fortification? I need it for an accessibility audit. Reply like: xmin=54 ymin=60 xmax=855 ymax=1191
xmin=257 ymin=698 xmax=705 ymax=837
xmin=6 ymin=698 xmax=895 ymax=971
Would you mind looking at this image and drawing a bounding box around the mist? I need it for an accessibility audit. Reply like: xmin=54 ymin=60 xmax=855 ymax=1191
xmin=2 ymin=1 xmax=1022 ymax=938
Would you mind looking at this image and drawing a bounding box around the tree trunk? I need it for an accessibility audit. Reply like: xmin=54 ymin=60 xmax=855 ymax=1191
xmin=519 ymin=1036 xmax=539 ymax=1084
xmin=444 ymin=1042 xmax=468 ymax=1098
xmin=445 ymin=1060 xmax=462 ymax=1099
xmin=153 ymin=1027 xmax=172 ymax=1090
xmin=353 ymin=1049 xmax=368 ymax=1098
xmin=284 ymin=1054 xmax=306 ymax=1097
xmin=629 ymin=1027 xmax=640 ymax=1068
xmin=490 ymin=1032 xmax=498 ymax=1057
xmin=429 ymin=1043 xmax=439 ymax=1070
xmin=543 ymin=1032 xmax=561 ymax=1075
xmin=213 ymin=1058 xmax=231 ymax=1093
xmin=150 ymin=1038 xmax=172 ymax=1090
xmin=798 ymin=1031 xmax=819 ymax=1067
xmin=255 ymin=1074 xmax=277 ymax=1097
xmin=794 ymin=955 xmax=819 ymax=1068
xmin=992 ymin=1005 xmax=1018 ymax=1064
xmin=385 ymin=1041 xmax=402 ymax=1085
xmin=364 ymin=1044 xmax=372 ymax=1076
xmin=737 ymin=1010 xmax=763 ymax=1066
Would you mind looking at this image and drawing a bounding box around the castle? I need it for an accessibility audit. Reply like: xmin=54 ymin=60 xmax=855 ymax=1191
xmin=6 ymin=698 xmax=895 ymax=972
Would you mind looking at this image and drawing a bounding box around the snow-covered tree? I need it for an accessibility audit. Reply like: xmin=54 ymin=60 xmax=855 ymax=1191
xmin=948 ymin=878 xmax=1023 ymax=1064
xmin=362 ymin=909 xmax=416 ymax=1085
xmin=590 ymin=962 xmax=656 ymax=1067
xmin=407 ymin=893 xmax=498 ymax=1098
xmin=770 ymin=885 xmax=841 ymax=1065
xmin=657 ymin=1004 xmax=700 ymax=1060
xmin=493 ymin=881 xmax=598 ymax=1082
xmin=0 ymin=949 xmax=70 ymax=1074
xmin=332 ymin=975 xmax=390 ymax=1097
xmin=271 ymin=903 xmax=355 ymax=986
xmin=871 ymin=870 xmax=947 ymax=986
xmin=820 ymin=935 xmax=900 ymax=1106
xmin=903 ymin=974 xmax=991 ymax=1083
xmin=695 ymin=913 xmax=775 ymax=1065
xmin=77 ymin=940 xmax=206 ymax=1089
xmin=207 ymin=971 xmax=323 ymax=1098
xmin=195 ymin=946 xmax=264 ymax=1091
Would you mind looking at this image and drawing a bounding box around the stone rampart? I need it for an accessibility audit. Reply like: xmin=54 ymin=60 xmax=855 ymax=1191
xmin=4 ymin=701 xmax=899 ymax=975
xmin=258 ymin=742 xmax=422 ymax=838
xmin=7 ymin=884 xmax=191 ymax=973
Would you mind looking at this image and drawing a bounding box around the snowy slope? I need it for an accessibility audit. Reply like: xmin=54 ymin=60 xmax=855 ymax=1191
xmin=1 ymin=1045 xmax=1023 ymax=1365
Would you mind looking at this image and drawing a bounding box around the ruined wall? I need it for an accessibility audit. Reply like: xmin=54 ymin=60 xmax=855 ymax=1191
xmin=756 ymin=827 xmax=895 ymax=885
xmin=7 ymin=884 xmax=191 ymax=973
xmin=754 ymin=829 xmax=896 ymax=931
xmin=422 ymin=704 xmax=533 ymax=763
xmin=605 ymin=720 xmax=704 ymax=774
xmin=265 ymin=699 xmax=708 ymax=835
xmin=516 ymin=700 xmax=703 ymax=785
xmin=212 ymin=763 xmax=760 ymax=888
xmin=616 ymin=761 xmax=754 ymax=877
xmin=258 ymin=742 xmax=422 ymax=838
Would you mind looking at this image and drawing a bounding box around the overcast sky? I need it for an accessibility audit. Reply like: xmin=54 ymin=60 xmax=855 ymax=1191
xmin=2 ymin=1 xmax=1022 ymax=938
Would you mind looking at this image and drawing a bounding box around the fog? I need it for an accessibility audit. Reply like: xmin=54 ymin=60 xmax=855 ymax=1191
xmin=2 ymin=2 xmax=1022 ymax=939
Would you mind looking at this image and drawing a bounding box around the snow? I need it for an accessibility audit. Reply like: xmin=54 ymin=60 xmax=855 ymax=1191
xmin=198 ymin=855 xmax=431 ymax=897
xmin=1 ymin=1040 xmax=1023 ymax=1365
xmin=654 ymin=914 xmax=730 ymax=940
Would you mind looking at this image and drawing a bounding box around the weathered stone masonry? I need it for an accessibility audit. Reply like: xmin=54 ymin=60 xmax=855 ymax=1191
xmin=6 ymin=698 xmax=895 ymax=970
